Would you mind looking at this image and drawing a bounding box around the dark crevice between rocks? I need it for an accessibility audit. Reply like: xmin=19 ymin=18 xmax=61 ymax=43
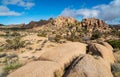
xmin=86 ymin=45 xmax=89 ymax=54
xmin=93 ymin=44 xmax=103 ymax=57
xmin=87 ymin=44 xmax=102 ymax=57
xmin=62 ymin=55 xmax=84 ymax=77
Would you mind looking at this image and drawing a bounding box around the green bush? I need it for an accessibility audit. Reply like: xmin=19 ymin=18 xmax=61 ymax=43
xmin=6 ymin=37 xmax=25 ymax=50
xmin=107 ymin=40 xmax=120 ymax=49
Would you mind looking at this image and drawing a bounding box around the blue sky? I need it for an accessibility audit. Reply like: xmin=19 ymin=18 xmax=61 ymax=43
xmin=0 ymin=0 xmax=120 ymax=25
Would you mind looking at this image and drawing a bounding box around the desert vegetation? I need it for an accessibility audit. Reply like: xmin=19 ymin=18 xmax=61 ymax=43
xmin=107 ymin=40 xmax=120 ymax=49
xmin=5 ymin=37 xmax=25 ymax=50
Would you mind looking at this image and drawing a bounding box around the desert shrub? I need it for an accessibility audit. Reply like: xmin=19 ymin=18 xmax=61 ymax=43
xmin=37 ymin=32 xmax=47 ymax=37
xmin=111 ymin=30 xmax=120 ymax=38
xmin=11 ymin=32 xmax=21 ymax=36
xmin=112 ymin=63 xmax=120 ymax=77
xmin=107 ymin=40 xmax=120 ymax=49
xmin=112 ymin=63 xmax=120 ymax=72
xmin=0 ymin=53 xmax=6 ymax=58
xmin=26 ymin=47 xmax=33 ymax=50
xmin=0 ymin=46 xmax=5 ymax=51
xmin=0 ymin=31 xmax=21 ymax=37
xmin=66 ymin=35 xmax=81 ymax=42
xmin=4 ymin=62 xmax=22 ymax=73
xmin=91 ymin=31 xmax=101 ymax=40
xmin=1 ymin=54 xmax=20 ymax=76
xmin=5 ymin=31 xmax=10 ymax=36
xmin=6 ymin=37 xmax=25 ymax=50
xmin=0 ymin=34 xmax=5 ymax=37
xmin=54 ymin=35 xmax=61 ymax=43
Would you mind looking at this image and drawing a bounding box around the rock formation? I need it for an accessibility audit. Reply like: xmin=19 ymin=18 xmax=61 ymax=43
xmin=99 ymin=42 xmax=114 ymax=51
xmin=7 ymin=42 xmax=87 ymax=77
xmin=53 ymin=16 xmax=78 ymax=27
xmin=81 ymin=18 xmax=111 ymax=32
xmin=89 ymin=43 xmax=115 ymax=64
xmin=40 ymin=42 xmax=86 ymax=68
xmin=7 ymin=61 xmax=63 ymax=77
xmin=7 ymin=41 xmax=116 ymax=77
xmin=67 ymin=55 xmax=113 ymax=77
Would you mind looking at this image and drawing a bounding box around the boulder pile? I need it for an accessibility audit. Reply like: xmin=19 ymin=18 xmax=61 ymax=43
xmin=7 ymin=42 xmax=115 ymax=77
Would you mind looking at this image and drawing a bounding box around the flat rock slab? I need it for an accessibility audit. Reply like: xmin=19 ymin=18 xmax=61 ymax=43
xmin=39 ymin=42 xmax=87 ymax=68
xmin=7 ymin=61 xmax=63 ymax=77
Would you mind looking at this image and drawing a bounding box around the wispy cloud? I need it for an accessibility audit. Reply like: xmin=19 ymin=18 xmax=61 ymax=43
xmin=0 ymin=0 xmax=35 ymax=16
xmin=60 ymin=0 xmax=120 ymax=24
xmin=0 ymin=5 xmax=21 ymax=16
xmin=61 ymin=8 xmax=99 ymax=18
xmin=2 ymin=0 xmax=35 ymax=9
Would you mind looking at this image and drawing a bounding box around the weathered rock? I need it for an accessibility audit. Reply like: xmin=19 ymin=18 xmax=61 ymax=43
xmin=53 ymin=16 xmax=78 ymax=27
xmin=7 ymin=61 xmax=63 ymax=77
xmin=39 ymin=42 xmax=86 ymax=68
xmin=89 ymin=43 xmax=115 ymax=64
xmin=99 ymin=42 xmax=113 ymax=51
xmin=67 ymin=55 xmax=113 ymax=77
xmin=81 ymin=18 xmax=111 ymax=32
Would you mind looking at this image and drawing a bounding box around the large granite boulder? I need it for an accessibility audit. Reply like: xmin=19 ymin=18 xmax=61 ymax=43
xmin=67 ymin=55 xmax=113 ymax=77
xmin=99 ymin=42 xmax=113 ymax=51
xmin=89 ymin=43 xmax=115 ymax=64
xmin=39 ymin=42 xmax=86 ymax=68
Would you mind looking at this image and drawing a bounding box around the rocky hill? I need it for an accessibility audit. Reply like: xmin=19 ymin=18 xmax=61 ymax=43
xmin=30 ymin=17 xmax=114 ymax=42
xmin=0 ymin=16 xmax=112 ymax=32
xmin=27 ymin=16 xmax=110 ymax=29
xmin=110 ymin=24 xmax=120 ymax=30
xmin=24 ymin=19 xmax=53 ymax=28
xmin=26 ymin=17 xmax=112 ymax=33
xmin=0 ymin=24 xmax=5 ymax=26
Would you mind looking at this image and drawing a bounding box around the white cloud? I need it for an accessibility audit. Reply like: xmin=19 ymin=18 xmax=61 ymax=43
xmin=60 ymin=0 xmax=120 ymax=23
xmin=0 ymin=6 xmax=21 ymax=16
xmin=2 ymin=0 xmax=35 ymax=9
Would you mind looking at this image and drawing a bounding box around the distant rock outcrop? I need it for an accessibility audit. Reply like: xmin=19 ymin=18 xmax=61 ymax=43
xmin=81 ymin=18 xmax=111 ymax=32
xmin=24 ymin=16 xmax=78 ymax=28
xmin=53 ymin=16 xmax=78 ymax=27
